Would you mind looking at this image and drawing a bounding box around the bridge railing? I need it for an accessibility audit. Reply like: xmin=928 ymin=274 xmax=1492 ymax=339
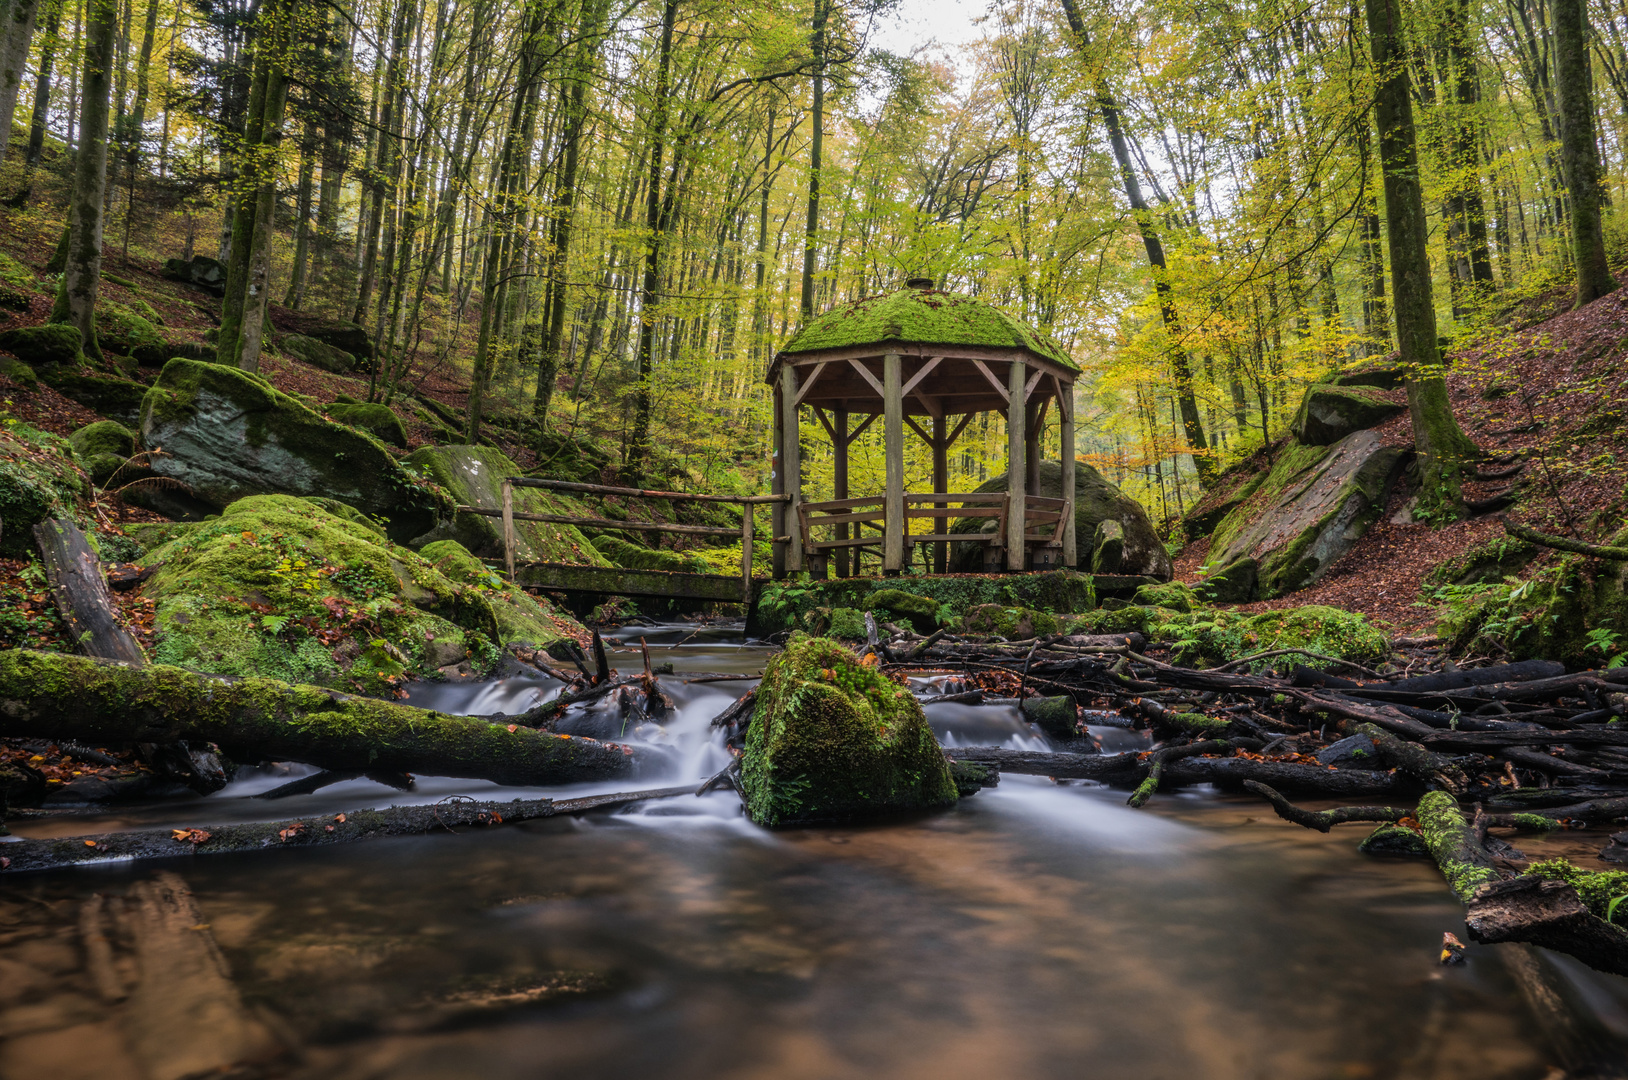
xmin=452 ymin=477 xmax=789 ymax=600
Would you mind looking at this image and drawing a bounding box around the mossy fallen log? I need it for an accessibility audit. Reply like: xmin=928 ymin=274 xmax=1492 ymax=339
xmin=0 ymin=650 xmax=643 ymax=785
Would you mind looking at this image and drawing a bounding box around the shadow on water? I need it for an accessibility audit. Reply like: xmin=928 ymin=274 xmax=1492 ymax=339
xmin=2 ymin=624 xmax=1625 ymax=1078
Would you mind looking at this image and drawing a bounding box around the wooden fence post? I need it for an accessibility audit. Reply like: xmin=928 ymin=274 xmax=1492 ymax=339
xmin=740 ymin=501 xmax=754 ymax=602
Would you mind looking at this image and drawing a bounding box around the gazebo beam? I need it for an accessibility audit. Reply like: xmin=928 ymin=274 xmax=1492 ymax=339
xmin=1059 ymin=380 xmax=1077 ymax=568
xmin=1006 ymin=359 xmax=1026 ymax=571
xmin=883 ymin=352 xmax=905 ymax=573
xmin=781 ymin=364 xmax=803 ymax=573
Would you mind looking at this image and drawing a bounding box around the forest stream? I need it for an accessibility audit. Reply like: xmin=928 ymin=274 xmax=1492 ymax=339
xmin=4 ymin=626 xmax=1627 ymax=1080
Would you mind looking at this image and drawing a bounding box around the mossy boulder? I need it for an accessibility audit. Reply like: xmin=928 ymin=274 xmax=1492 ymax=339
xmin=1202 ymin=431 xmax=1406 ymax=601
xmin=69 ymin=420 xmax=136 ymax=487
xmin=300 ymin=319 xmax=373 ymax=361
xmin=140 ymin=495 xmax=568 ymax=692
xmin=591 ymin=534 xmax=709 ymax=574
xmin=283 ymin=333 xmax=357 ymax=374
xmin=1323 ymin=359 xmax=1406 ymax=390
xmin=800 ymin=606 xmax=867 ymax=639
xmin=327 ymin=402 xmax=408 ymax=448
xmin=138 ymin=359 xmax=442 ymax=542
xmin=949 ymin=460 xmax=1171 ymax=580
xmin=403 ymin=444 xmax=608 ymax=565
xmin=740 ymin=634 xmax=959 ymax=826
xmin=418 ymin=539 xmax=568 ymax=647
xmin=1289 ymin=384 xmax=1404 ymax=446
xmin=748 ymin=570 xmax=1095 ymax=639
xmin=40 ymin=368 xmax=153 ymax=427
xmin=1090 ymin=518 xmax=1124 ymax=573
xmin=0 ymin=421 xmax=87 ymax=556
xmin=1132 ymin=581 xmax=1195 ymax=613
xmin=868 ymin=588 xmax=945 ymax=633
xmin=1427 ymin=535 xmax=1539 ymax=587
xmin=95 ymin=303 xmax=165 ymax=358
xmin=962 ymin=604 xmax=1060 ymax=638
xmin=1 ymin=355 xmax=36 ymax=387
xmin=160 ymin=255 xmax=226 ymax=295
xmin=1067 ymin=602 xmax=1387 ymax=671
xmin=0 ymin=323 xmax=82 ymax=366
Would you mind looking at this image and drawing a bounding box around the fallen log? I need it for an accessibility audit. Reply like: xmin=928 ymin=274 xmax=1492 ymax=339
xmin=1421 ymin=728 xmax=1628 ymax=750
xmin=1241 ymin=780 xmax=1409 ymax=832
xmin=1503 ymin=519 xmax=1628 ymax=562
xmin=0 ymin=785 xmax=698 ymax=874
xmin=0 ymin=650 xmax=645 ymax=786
xmin=32 ymin=518 xmax=147 ymax=666
xmin=941 ymin=746 xmax=1407 ymax=796
xmin=942 ymin=747 xmax=1140 ymax=783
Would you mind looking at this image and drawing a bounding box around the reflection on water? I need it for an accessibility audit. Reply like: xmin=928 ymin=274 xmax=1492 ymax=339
xmin=1 ymin=625 xmax=1624 ymax=1079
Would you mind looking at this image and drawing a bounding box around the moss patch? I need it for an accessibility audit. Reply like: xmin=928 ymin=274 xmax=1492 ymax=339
xmin=69 ymin=420 xmax=135 ymax=487
xmin=961 ymin=604 xmax=1059 ymax=638
xmin=0 ymin=420 xmax=88 ymax=556
xmin=1067 ymin=602 xmax=1387 ymax=670
xmin=740 ymin=634 xmax=958 ymax=826
xmin=328 ymin=402 xmax=408 ymax=448
xmin=591 ymin=534 xmax=709 ymax=574
xmin=1524 ymin=858 xmax=1628 ymax=925
xmin=419 ymin=539 xmax=571 ymax=647
xmin=868 ymin=588 xmax=946 ymax=633
xmin=748 ymin=571 xmax=1095 ymax=638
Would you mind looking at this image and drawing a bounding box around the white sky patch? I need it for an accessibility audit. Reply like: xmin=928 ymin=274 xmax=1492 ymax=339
xmin=865 ymin=0 xmax=990 ymax=82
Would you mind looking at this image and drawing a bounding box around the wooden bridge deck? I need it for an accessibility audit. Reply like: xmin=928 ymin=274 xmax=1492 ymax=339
xmin=513 ymin=562 xmax=753 ymax=604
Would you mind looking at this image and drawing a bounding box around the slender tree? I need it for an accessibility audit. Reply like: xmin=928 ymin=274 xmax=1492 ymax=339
xmin=0 ymin=0 xmax=39 ymax=168
xmin=1551 ymin=0 xmax=1615 ymax=305
xmin=49 ymin=0 xmax=116 ymax=361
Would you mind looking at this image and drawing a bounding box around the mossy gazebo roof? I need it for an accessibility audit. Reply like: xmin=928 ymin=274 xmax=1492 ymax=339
xmin=765 ymin=280 xmax=1078 ymax=417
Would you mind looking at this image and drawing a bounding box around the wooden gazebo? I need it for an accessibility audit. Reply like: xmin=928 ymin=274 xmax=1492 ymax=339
xmin=767 ymin=278 xmax=1080 ymax=578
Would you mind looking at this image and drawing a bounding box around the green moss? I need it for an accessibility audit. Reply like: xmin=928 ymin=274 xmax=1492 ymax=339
xmin=1132 ymin=582 xmax=1194 ymax=613
xmin=961 ymin=604 xmax=1059 ymax=638
xmin=328 ymin=402 xmax=408 ymax=448
xmin=591 ymin=534 xmax=709 ymax=574
xmin=1523 ymin=859 xmax=1628 ymax=924
xmin=868 ymin=588 xmax=947 ymax=634
xmin=1165 ymin=605 xmax=1388 ymax=670
xmin=739 ymin=634 xmax=958 ymax=826
xmin=1508 ymin=813 xmax=1562 ymax=832
xmin=748 ymin=571 xmax=1094 ymax=638
xmin=96 ymin=301 xmax=165 ymax=354
xmin=403 ymin=444 xmax=608 ymax=563
xmin=1418 ymin=790 xmax=1501 ymax=903
xmin=1358 ymin=824 xmax=1430 ymax=856
xmin=0 ymin=252 xmax=37 ymax=293
xmin=1427 ymin=535 xmax=1538 ymax=587
xmin=779 ymin=284 xmax=1076 ymax=370
xmin=800 ymin=606 xmax=868 ymax=639
xmin=419 ymin=538 xmax=571 ymax=647
xmin=0 ymin=420 xmax=87 ymax=556
xmin=0 ymin=323 xmax=82 ymax=366
xmin=68 ymin=420 xmax=135 ymax=487
xmin=1064 ymin=605 xmax=1172 ymax=637
xmin=1432 ymin=542 xmax=1628 ymax=666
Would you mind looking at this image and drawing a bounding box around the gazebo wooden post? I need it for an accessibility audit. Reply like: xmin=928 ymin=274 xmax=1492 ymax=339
xmin=771 ymin=385 xmax=786 ymax=578
xmin=1061 ymin=386 xmax=1077 ymax=568
xmin=931 ymin=413 xmax=948 ymax=573
xmin=781 ymin=364 xmax=803 ymax=573
xmin=833 ymin=407 xmax=850 ymax=577
xmin=1006 ymin=359 xmax=1027 ymax=571
xmin=1024 ymin=400 xmax=1041 ymax=496
xmin=883 ymin=351 xmax=904 ymax=573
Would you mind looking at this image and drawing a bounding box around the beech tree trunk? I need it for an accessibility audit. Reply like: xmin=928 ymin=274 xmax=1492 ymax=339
xmin=49 ymin=0 xmax=115 ymax=361
xmin=0 ymin=0 xmax=39 ymax=169
xmin=1366 ymin=0 xmax=1478 ymax=515
xmin=24 ymin=0 xmax=58 ymax=168
xmin=1552 ymin=0 xmax=1616 ymax=305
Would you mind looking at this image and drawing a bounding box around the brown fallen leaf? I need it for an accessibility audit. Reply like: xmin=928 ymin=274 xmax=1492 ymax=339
xmin=334 ymin=813 xmax=346 ymax=823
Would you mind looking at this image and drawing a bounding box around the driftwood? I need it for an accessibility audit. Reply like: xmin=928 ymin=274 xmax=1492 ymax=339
xmin=32 ymin=518 xmax=147 ymax=665
xmin=1241 ymin=781 xmax=1407 ymax=832
xmin=0 ymin=784 xmax=698 ymax=874
xmin=1466 ymin=878 xmax=1628 ymax=977
xmin=0 ymin=650 xmax=645 ymax=786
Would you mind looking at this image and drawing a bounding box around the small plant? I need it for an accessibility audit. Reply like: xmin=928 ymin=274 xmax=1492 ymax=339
xmin=1586 ymin=627 xmax=1626 ymax=669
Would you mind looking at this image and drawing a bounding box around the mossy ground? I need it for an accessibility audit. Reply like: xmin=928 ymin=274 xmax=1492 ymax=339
xmin=740 ymin=634 xmax=958 ymax=826
xmin=402 ymin=444 xmax=607 ymax=563
xmin=0 ymin=418 xmax=89 ymax=556
xmin=961 ymin=604 xmax=1059 ymax=638
xmin=1066 ymin=602 xmax=1388 ymax=670
xmin=140 ymin=495 xmax=575 ymax=694
xmin=749 ymin=571 xmax=1096 ymax=638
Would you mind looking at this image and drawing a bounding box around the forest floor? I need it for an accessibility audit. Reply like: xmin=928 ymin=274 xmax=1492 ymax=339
xmin=1172 ymin=280 xmax=1628 ymax=636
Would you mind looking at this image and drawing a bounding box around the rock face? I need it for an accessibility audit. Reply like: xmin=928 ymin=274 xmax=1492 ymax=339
xmin=299 ymin=319 xmax=373 ymax=361
xmin=1290 ymin=384 xmax=1404 ymax=446
xmin=740 ymin=634 xmax=959 ymax=826
xmin=160 ymin=255 xmax=227 ymax=296
xmin=0 ymin=323 xmax=82 ymax=365
xmin=69 ymin=420 xmax=136 ymax=486
xmin=949 ymin=460 xmax=1172 ymax=580
xmin=140 ymin=495 xmax=568 ymax=693
xmin=403 ymin=444 xmax=607 ymax=564
xmin=282 ymin=333 xmax=356 ymax=373
xmin=328 ymin=401 xmax=407 ymax=447
xmin=137 ymin=359 xmax=441 ymax=541
xmin=1202 ymin=431 xmax=1406 ymax=601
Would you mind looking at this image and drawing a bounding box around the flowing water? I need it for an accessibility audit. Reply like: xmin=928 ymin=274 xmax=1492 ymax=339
xmin=4 ymin=624 xmax=1627 ymax=1079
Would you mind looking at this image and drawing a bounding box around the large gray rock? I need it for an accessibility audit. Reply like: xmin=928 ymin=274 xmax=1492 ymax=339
xmin=137 ymin=359 xmax=441 ymax=542
xmin=282 ymin=333 xmax=356 ymax=373
xmin=1290 ymin=384 xmax=1404 ymax=446
xmin=949 ymin=460 xmax=1172 ymax=580
xmin=1201 ymin=431 xmax=1406 ymax=601
xmin=160 ymin=255 xmax=226 ymax=296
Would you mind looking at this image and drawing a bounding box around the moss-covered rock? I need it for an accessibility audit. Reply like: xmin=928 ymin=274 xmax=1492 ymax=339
xmin=1202 ymin=431 xmax=1406 ymax=601
xmin=748 ymin=570 xmax=1095 ymax=639
xmin=327 ymin=401 xmax=408 ymax=448
xmin=418 ymin=539 xmax=568 ymax=647
xmin=1132 ymin=581 xmax=1195 ymax=613
xmin=1090 ymin=518 xmax=1124 ymax=573
xmin=68 ymin=420 xmax=136 ymax=487
xmin=800 ymin=606 xmax=868 ymax=639
xmin=1426 ymin=535 xmax=1538 ymax=587
xmin=0 ymin=323 xmax=81 ymax=366
xmin=0 ymin=355 xmax=36 ymax=387
xmin=740 ymin=634 xmax=959 ymax=826
xmin=298 ymin=319 xmax=373 ymax=361
xmin=138 ymin=359 xmax=442 ymax=542
xmin=95 ymin=302 xmax=165 ymax=358
xmin=1289 ymin=384 xmax=1405 ymax=446
xmin=160 ymin=254 xmax=226 ymax=295
xmin=961 ymin=604 xmax=1060 ymax=638
xmin=948 ymin=460 xmax=1172 ymax=580
xmin=1162 ymin=604 xmax=1389 ymax=670
xmin=283 ymin=333 xmax=357 ymax=373
xmin=868 ymin=588 xmax=945 ymax=633
xmin=139 ymin=495 xmax=568 ymax=692
xmin=40 ymin=368 xmax=152 ymax=427
xmin=0 ymin=421 xmax=87 ymax=556
xmin=403 ymin=444 xmax=607 ymax=564
xmin=591 ymin=534 xmax=709 ymax=574
xmin=1323 ymin=359 xmax=1406 ymax=390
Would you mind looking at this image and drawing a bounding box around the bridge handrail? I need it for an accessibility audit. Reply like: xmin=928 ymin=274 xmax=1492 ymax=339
xmin=505 ymin=476 xmax=790 ymax=505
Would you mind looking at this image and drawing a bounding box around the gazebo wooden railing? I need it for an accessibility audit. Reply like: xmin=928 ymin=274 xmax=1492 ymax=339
xmin=797 ymin=492 xmax=1068 ymax=577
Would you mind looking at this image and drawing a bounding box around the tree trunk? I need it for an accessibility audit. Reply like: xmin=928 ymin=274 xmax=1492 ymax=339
xmin=0 ymin=650 xmax=647 ymax=785
xmin=623 ymin=0 xmax=680 ymax=485
xmin=23 ymin=0 xmax=57 ymax=168
xmin=283 ymin=129 xmax=315 ymax=308
xmin=1058 ymin=0 xmax=1213 ymax=489
xmin=31 ymin=519 xmax=146 ymax=665
xmin=1366 ymin=0 xmax=1477 ymax=515
xmin=48 ymin=0 xmax=115 ymax=361
xmin=1552 ymin=0 xmax=1616 ymax=305
xmin=0 ymin=0 xmax=39 ymax=170
xmin=799 ymin=0 xmax=826 ymax=321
